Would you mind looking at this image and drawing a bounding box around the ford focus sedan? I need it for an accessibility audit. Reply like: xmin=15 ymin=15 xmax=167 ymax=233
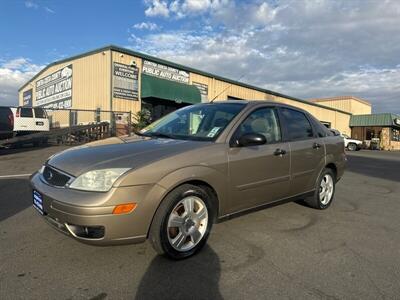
xmin=30 ymin=101 xmax=345 ymax=259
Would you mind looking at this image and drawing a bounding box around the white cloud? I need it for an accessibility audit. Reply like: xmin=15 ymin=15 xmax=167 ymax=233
xmin=145 ymin=0 xmax=170 ymax=17
xmin=44 ymin=7 xmax=55 ymax=14
xmin=0 ymin=58 xmax=43 ymax=106
xmin=133 ymin=22 xmax=160 ymax=30
xmin=144 ymin=0 xmax=230 ymax=18
xmin=132 ymin=0 xmax=400 ymax=113
xmin=25 ymin=1 xmax=55 ymax=13
xmin=25 ymin=1 xmax=38 ymax=9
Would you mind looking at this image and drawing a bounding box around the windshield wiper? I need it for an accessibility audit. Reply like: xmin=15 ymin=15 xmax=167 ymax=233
xmin=147 ymin=132 xmax=175 ymax=139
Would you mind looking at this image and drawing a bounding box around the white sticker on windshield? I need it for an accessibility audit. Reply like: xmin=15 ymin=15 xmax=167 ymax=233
xmin=207 ymin=127 xmax=221 ymax=137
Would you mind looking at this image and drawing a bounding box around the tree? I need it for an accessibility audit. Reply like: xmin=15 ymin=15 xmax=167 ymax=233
xmin=132 ymin=109 xmax=151 ymax=131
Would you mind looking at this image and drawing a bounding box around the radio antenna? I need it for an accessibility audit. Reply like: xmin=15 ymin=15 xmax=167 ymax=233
xmin=210 ymin=74 xmax=246 ymax=103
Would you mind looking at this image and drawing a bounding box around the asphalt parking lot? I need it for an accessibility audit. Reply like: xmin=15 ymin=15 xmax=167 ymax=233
xmin=1 ymin=146 xmax=400 ymax=300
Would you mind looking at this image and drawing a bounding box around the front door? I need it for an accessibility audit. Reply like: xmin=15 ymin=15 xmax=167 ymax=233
xmin=228 ymin=107 xmax=290 ymax=213
xmin=279 ymin=107 xmax=325 ymax=196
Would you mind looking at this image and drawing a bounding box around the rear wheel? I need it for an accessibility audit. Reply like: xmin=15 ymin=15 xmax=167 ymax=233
xmin=305 ymin=168 xmax=336 ymax=209
xmin=149 ymin=184 xmax=213 ymax=260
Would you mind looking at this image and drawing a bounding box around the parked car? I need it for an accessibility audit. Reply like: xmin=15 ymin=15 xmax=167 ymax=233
xmin=341 ymin=133 xmax=362 ymax=151
xmin=30 ymin=101 xmax=346 ymax=259
xmin=0 ymin=106 xmax=14 ymax=140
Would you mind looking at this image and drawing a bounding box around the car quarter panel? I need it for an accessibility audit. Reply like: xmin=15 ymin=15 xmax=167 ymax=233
xmin=323 ymin=136 xmax=346 ymax=180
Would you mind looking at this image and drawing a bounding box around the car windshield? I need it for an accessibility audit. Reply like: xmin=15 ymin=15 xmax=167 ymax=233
xmin=141 ymin=103 xmax=246 ymax=141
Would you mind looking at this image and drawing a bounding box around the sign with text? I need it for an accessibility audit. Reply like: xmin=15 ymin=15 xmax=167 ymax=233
xmin=142 ymin=60 xmax=189 ymax=84
xmin=113 ymin=62 xmax=139 ymax=100
xmin=35 ymin=65 xmax=73 ymax=108
xmin=193 ymin=82 xmax=209 ymax=102
xmin=23 ymin=89 xmax=33 ymax=107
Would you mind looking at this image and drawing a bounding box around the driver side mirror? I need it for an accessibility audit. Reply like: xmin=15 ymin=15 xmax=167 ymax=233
xmin=236 ymin=133 xmax=267 ymax=147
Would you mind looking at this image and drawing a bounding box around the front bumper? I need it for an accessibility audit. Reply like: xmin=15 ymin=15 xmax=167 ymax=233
xmin=30 ymin=172 xmax=166 ymax=245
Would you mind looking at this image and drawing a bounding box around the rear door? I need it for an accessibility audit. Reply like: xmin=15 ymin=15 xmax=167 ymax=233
xmin=279 ymin=107 xmax=325 ymax=196
xmin=227 ymin=106 xmax=290 ymax=212
xmin=33 ymin=108 xmax=50 ymax=131
xmin=14 ymin=107 xmax=34 ymax=131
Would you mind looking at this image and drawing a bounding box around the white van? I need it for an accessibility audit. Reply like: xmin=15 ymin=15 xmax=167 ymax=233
xmin=11 ymin=107 xmax=50 ymax=133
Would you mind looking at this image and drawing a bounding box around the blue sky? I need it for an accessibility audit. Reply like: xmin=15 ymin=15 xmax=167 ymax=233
xmin=0 ymin=0 xmax=399 ymax=113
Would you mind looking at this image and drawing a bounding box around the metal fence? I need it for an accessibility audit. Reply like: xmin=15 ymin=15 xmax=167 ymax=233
xmin=44 ymin=108 xmax=133 ymax=137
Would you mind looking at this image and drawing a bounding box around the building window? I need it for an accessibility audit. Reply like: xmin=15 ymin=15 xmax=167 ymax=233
xmin=366 ymin=128 xmax=374 ymax=140
xmin=227 ymin=95 xmax=243 ymax=100
xmin=320 ymin=121 xmax=331 ymax=128
xmin=392 ymin=128 xmax=400 ymax=141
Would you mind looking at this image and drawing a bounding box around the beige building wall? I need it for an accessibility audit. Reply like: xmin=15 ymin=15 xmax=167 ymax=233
xmin=19 ymin=50 xmax=111 ymax=126
xmin=19 ymin=48 xmax=353 ymax=134
xmin=311 ymin=96 xmax=372 ymax=115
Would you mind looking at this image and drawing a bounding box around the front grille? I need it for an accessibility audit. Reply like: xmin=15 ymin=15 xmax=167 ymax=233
xmin=42 ymin=166 xmax=71 ymax=187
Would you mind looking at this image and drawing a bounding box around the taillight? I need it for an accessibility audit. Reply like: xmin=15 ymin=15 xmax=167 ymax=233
xmin=8 ymin=112 xmax=14 ymax=128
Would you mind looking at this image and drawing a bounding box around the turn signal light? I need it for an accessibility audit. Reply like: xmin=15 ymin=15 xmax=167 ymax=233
xmin=112 ymin=203 xmax=137 ymax=215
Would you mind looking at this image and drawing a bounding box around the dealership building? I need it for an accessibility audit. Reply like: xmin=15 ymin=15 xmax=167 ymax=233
xmin=19 ymin=45 xmax=374 ymax=137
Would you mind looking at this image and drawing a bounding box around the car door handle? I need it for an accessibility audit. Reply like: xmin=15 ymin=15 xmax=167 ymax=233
xmin=313 ymin=142 xmax=321 ymax=149
xmin=274 ymin=148 xmax=287 ymax=156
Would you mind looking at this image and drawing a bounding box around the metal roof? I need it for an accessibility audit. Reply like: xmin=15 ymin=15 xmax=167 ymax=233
xmin=18 ymin=45 xmax=351 ymax=115
xmin=350 ymin=113 xmax=400 ymax=127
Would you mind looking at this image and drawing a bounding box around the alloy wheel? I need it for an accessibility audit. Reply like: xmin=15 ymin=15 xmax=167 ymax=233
xmin=319 ymin=174 xmax=334 ymax=205
xmin=167 ymin=196 xmax=208 ymax=252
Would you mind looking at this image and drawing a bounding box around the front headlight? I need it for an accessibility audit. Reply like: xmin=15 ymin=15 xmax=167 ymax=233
xmin=69 ymin=168 xmax=130 ymax=192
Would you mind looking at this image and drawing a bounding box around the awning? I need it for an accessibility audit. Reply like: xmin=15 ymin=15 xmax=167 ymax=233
xmin=141 ymin=73 xmax=201 ymax=105
xmin=350 ymin=113 xmax=400 ymax=128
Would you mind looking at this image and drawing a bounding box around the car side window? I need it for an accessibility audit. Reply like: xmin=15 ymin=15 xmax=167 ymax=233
xmin=280 ymin=108 xmax=314 ymax=140
xmin=20 ymin=108 xmax=33 ymax=118
xmin=235 ymin=107 xmax=282 ymax=143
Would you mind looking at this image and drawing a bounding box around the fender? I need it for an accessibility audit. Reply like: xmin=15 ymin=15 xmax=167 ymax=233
xmin=156 ymin=165 xmax=229 ymax=217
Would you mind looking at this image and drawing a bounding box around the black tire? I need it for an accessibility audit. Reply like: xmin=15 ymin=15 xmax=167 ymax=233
xmin=347 ymin=143 xmax=357 ymax=151
xmin=149 ymin=184 xmax=214 ymax=260
xmin=305 ymin=168 xmax=336 ymax=210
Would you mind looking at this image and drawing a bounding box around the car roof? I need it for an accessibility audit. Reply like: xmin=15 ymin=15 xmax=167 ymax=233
xmin=208 ymin=100 xmax=311 ymax=114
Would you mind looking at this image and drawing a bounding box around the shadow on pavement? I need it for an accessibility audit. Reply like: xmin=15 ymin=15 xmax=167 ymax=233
xmin=0 ymin=178 xmax=32 ymax=222
xmin=0 ymin=144 xmax=53 ymax=156
xmin=135 ymin=245 xmax=222 ymax=300
xmin=347 ymin=155 xmax=400 ymax=182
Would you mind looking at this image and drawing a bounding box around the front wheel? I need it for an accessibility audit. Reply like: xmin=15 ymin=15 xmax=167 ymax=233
xmin=149 ymin=184 xmax=213 ymax=260
xmin=347 ymin=143 xmax=357 ymax=151
xmin=305 ymin=168 xmax=336 ymax=209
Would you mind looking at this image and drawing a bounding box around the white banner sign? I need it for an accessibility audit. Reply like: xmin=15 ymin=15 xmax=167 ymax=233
xmin=36 ymin=65 xmax=73 ymax=108
xmin=142 ymin=60 xmax=189 ymax=84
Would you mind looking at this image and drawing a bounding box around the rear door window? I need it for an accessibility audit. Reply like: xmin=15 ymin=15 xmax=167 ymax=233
xmin=20 ymin=108 xmax=33 ymax=118
xmin=280 ymin=108 xmax=314 ymax=140
xmin=34 ymin=108 xmax=46 ymax=118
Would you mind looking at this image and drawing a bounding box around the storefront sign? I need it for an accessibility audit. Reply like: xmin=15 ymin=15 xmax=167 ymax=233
xmin=142 ymin=60 xmax=189 ymax=84
xmin=192 ymin=82 xmax=208 ymax=102
xmin=36 ymin=65 xmax=73 ymax=108
xmin=113 ymin=62 xmax=139 ymax=100
xmin=23 ymin=89 xmax=33 ymax=107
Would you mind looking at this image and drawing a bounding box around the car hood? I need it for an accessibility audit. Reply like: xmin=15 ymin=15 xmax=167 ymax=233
xmin=48 ymin=137 xmax=211 ymax=177
xmin=347 ymin=138 xmax=362 ymax=144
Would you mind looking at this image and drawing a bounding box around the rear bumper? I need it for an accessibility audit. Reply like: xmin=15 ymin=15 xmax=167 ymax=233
xmin=30 ymin=172 xmax=166 ymax=245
